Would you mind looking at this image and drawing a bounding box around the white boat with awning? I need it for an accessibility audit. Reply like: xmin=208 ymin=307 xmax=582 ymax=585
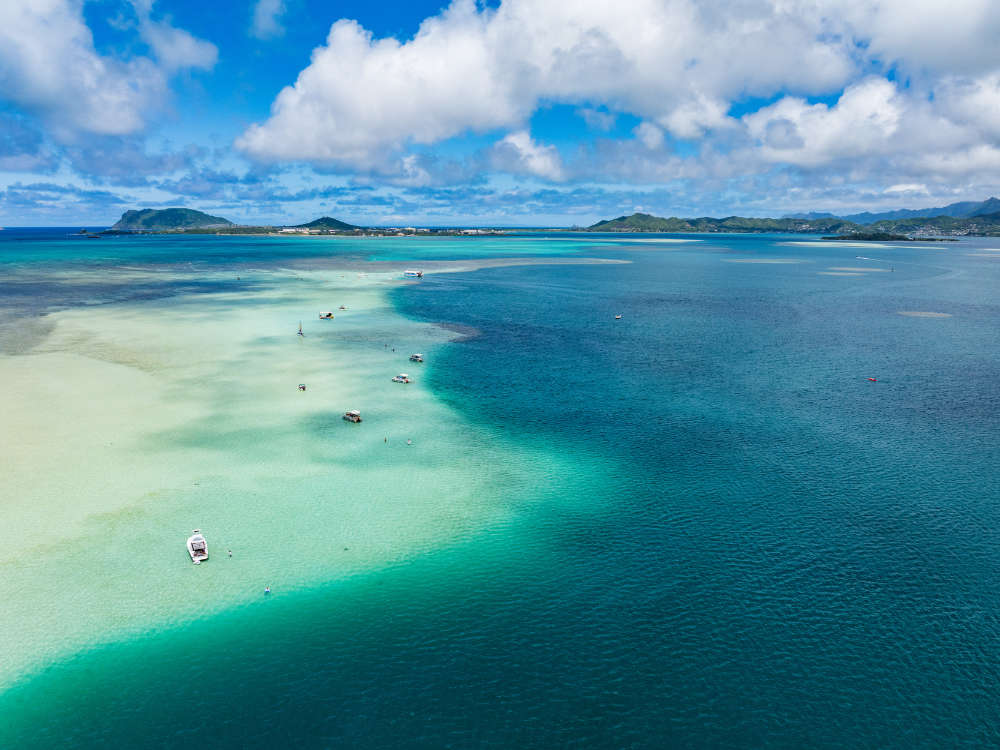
xmin=187 ymin=530 xmax=208 ymax=564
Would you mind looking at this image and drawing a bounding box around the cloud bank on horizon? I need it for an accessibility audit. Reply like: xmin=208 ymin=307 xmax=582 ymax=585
xmin=1 ymin=0 xmax=999 ymax=224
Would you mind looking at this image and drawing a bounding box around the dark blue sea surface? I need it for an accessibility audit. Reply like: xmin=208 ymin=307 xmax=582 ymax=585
xmin=2 ymin=232 xmax=1000 ymax=747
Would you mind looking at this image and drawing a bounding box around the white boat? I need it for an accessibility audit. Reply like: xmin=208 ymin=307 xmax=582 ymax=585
xmin=403 ymin=269 xmax=423 ymax=278
xmin=615 ymin=314 xmax=623 ymax=320
xmin=391 ymin=373 xmax=411 ymax=383
xmin=187 ymin=530 xmax=208 ymax=564
xmin=343 ymin=410 xmax=362 ymax=423
xmin=409 ymin=353 xmax=424 ymax=362
xmin=319 ymin=311 xmax=334 ymax=319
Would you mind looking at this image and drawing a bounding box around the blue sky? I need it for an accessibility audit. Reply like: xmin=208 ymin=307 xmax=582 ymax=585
xmin=1 ymin=0 xmax=1000 ymax=226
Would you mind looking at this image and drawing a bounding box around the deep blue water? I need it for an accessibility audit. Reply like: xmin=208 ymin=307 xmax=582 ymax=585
xmin=3 ymin=232 xmax=1000 ymax=747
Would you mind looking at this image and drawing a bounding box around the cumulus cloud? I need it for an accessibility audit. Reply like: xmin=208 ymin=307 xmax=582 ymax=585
xmin=251 ymin=0 xmax=286 ymax=39
xmin=138 ymin=18 xmax=218 ymax=72
xmin=232 ymin=0 xmax=1000 ymax=203
xmin=236 ymin=0 xmax=857 ymax=168
xmin=578 ymin=108 xmax=616 ymax=132
xmin=0 ymin=0 xmax=215 ymax=142
xmin=743 ymin=78 xmax=904 ymax=168
xmin=490 ymin=131 xmax=564 ymax=180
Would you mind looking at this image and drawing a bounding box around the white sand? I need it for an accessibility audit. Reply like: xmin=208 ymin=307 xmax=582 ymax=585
xmin=827 ymin=267 xmax=891 ymax=272
xmin=0 ymin=267 xmax=574 ymax=685
xmin=779 ymin=241 xmax=893 ymax=249
xmin=723 ymin=258 xmax=804 ymax=264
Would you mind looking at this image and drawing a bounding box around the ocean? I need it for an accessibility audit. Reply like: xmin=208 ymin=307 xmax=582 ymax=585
xmin=1 ymin=230 xmax=999 ymax=747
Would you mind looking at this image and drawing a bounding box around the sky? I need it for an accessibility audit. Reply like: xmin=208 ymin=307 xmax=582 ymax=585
xmin=1 ymin=0 xmax=1000 ymax=226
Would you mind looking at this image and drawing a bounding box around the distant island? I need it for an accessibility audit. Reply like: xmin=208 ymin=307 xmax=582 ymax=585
xmin=588 ymin=212 xmax=858 ymax=234
xmin=111 ymin=208 xmax=234 ymax=231
xmin=819 ymin=232 xmax=960 ymax=242
xmin=103 ymin=208 xmax=507 ymax=237
xmin=289 ymin=216 xmax=359 ymax=231
xmin=586 ymin=200 xmax=1000 ymax=238
xmin=104 ymin=197 xmax=1000 ymax=239
xmin=787 ymin=196 xmax=1000 ymax=224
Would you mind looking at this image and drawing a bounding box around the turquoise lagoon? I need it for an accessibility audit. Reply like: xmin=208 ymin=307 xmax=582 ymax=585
xmin=1 ymin=230 xmax=1000 ymax=747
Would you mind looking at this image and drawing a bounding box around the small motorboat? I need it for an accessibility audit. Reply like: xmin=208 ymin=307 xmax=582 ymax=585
xmin=409 ymin=353 xmax=424 ymax=362
xmin=319 ymin=312 xmax=334 ymax=319
xmin=391 ymin=373 xmax=412 ymax=383
xmin=338 ymin=305 xmax=346 ymax=310
xmin=867 ymin=377 xmax=877 ymax=382
xmin=403 ymin=269 xmax=423 ymax=278
xmin=615 ymin=314 xmax=623 ymax=320
xmin=298 ymin=383 xmax=307 ymax=391
xmin=343 ymin=410 xmax=362 ymax=423
xmin=187 ymin=530 xmax=208 ymax=564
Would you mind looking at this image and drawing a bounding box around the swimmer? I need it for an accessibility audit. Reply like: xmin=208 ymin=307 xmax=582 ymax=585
xmin=264 ymin=585 xmax=271 ymax=595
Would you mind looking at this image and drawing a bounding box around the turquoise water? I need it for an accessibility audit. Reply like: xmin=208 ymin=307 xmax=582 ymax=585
xmin=2 ymin=231 xmax=1000 ymax=746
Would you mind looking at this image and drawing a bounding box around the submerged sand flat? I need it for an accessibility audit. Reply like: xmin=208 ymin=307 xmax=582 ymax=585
xmin=723 ymin=258 xmax=803 ymax=264
xmin=827 ymin=266 xmax=890 ymax=272
xmin=780 ymin=241 xmax=893 ymax=249
xmin=0 ymin=266 xmax=582 ymax=685
xmin=898 ymin=311 xmax=953 ymax=318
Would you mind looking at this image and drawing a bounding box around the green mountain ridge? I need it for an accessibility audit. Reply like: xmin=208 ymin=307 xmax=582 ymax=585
xmin=588 ymin=211 xmax=1000 ymax=236
xmin=289 ymin=216 xmax=359 ymax=230
xmin=111 ymin=208 xmax=234 ymax=231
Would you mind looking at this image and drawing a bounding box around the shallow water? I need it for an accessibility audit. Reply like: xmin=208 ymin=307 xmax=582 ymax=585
xmin=2 ymin=231 xmax=1000 ymax=747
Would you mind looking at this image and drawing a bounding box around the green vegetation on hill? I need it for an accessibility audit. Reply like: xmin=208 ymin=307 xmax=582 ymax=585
xmin=111 ymin=208 xmax=233 ymax=231
xmin=587 ymin=209 xmax=1000 ymax=237
xmin=291 ymin=216 xmax=359 ymax=230
xmin=822 ymin=232 xmax=913 ymax=241
xmin=869 ymin=211 xmax=1000 ymax=236
xmin=587 ymin=212 xmax=857 ymax=234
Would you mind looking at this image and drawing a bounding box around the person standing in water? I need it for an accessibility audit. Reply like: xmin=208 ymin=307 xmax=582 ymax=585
xmin=264 ymin=585 xmax=271 ymax=595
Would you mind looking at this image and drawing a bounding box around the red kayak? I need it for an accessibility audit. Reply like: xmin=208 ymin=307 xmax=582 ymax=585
xmin=867 ymin=377 xmax=877 ymax=382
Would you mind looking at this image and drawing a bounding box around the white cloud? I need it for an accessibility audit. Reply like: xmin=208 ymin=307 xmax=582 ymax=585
xmin=251 ymin=0 xmax=286 ymax=40
xmin=633 ymin=122 xmax=664 ymax=150
xmin=884 ymin=183 xmax=928 ymax=195
xmin=578 ymin=108 xmax=615 ymax=132
xmin=744 ymin=78 xmax=904 ymax=168
xmin=234 ymin=0 xmax=1000 ymax=197
xmin=0 ymin=0 xmax=215 ymax=141
xmin=490 ymin=131 xmax=564 ymax=180
xmin=139 ymin=19 xmax=218 ymax=72
xmin=0 ymin=0 xmax=166 ymax=138
xmin=237 ymin=0 xmax=858 ymax=168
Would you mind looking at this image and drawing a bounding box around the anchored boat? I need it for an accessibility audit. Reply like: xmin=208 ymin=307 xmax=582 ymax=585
xmin=187 ymin=530 xmax=209 ymax=564
xmin=391 ymin=373 xmax=412 ymax=383
xmin=343 ymin=410 xmax=362 ymax=423
xmin=409 ymin=353 xmax=424 ymax=362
